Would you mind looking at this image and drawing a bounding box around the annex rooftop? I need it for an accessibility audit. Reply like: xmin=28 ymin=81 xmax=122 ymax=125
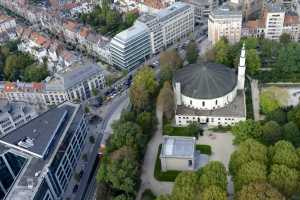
xmin=160 ymin=136 xmax=195 ymax=158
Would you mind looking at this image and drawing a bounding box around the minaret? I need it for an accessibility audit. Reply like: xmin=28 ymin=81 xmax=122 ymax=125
xmin=237 ymin=43 xmax=246 ymax=90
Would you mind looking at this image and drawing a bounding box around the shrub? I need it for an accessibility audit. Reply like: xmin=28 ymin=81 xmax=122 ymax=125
xmin=196 ymin=145 xmax=212 ymax=155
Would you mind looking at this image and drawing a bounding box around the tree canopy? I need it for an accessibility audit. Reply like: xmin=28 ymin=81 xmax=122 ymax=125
xmin=260 ymin=87 xmax=288 ymax=114
xmin=186 ymin=40 xmax=198 ymax=64
xmin=159 ymin=50 xmax=182 ymax=83
xmin=199 ymin=161 xmax=227 ymax=190
xmin=246 ymin=49 xmax=261 ymax=75
xmin=236 ymin=182 xmax=285 ymax=200
xmin=201 ymin=186 xmax=227 ymax=200
xmin=231 ymin=120 xmax=262 ymax=144
xmin=130 ymin=66 xmax=158 ymax=111
xmin=157 ymin=81 xmax=175 ymax=120
xmin=172 ymin=172 xmax=200 ymax=200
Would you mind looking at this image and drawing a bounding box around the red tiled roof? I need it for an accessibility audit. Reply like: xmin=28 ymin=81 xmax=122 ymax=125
xmin=284 ymin=15 xmax=299 ymax=26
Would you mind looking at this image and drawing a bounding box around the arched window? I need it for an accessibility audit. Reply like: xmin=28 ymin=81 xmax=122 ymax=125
xmin=202 ymin=101 xmax=205 ymax=107
xmin=190 ymin=100 xmax=192 ymax=105
xmin=215 ymin=100 xmax=218 ymax=105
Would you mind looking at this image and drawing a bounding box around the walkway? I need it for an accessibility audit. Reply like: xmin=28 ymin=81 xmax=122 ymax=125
xmin=136 ymin=109 xmax=173 ymax=200
xmin=250 ymin=79 xmax=260 ymax=121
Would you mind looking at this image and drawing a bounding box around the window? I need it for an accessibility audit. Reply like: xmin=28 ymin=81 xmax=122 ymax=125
xmin=188 ymin=160 xmax=193 ymax=167
xmin=202 ymin=101 xmax=205 ymax=107
xmin=190 ymin=100 xmax=192 ymax=105
xmin=215 ymin=100 xmax=218 ymax=105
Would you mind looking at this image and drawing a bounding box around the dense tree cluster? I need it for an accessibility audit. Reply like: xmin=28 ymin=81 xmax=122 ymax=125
xmin=0 ymin=41 xmax=48 ymax=82
xmin=97 ymin=110 xmax=157 ymax=200
xmin=232 ymin=105 xmax=300 ymax=146
xmin=208 ymin=36 xmax=300 ymax=81
xmin=229 ymin=139 xmax=300 ymax=198
xmin=97 ymin=64 xmax=159 ymax=199
xmin=156 ymin=161 xmax=228 ymax=200
xmin=79 ymin=1 xmax=138 ymax=36
xmin=186 ymin=40 xmax=198 ymax=64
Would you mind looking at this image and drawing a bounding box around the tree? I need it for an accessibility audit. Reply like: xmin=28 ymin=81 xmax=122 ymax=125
xmin=265 ymin=109 xmax=287 ymax=125
xmin=108 ymin=121 xmax=144 ymax=152
xmin=137 ymin=112 xmax=155 ymax=135
xmin=201 ymin=185 xmax=227 ymax=200
xmin=260 ymin=87 xmax=288 ymax=114
xmin=231 ymin=120 xmax=262 ymax=144
xmin=199 ymin=161 xmax=227 ymax=190
xmin=159 ymin=50 xmax=182 ymax=83
xmin=243 ymin=37 xmax=258 ymax=49
xmin=172 ymin=172 xmax=199 ymax=200
xmin=156 ymin=195 xmax=172 ymax=200
xmin=283 ymin=122 xmax=300 ymax=147
xmin=268 ymin=164 xmax=299 ymax=197
xmin=279 ymin=33 xmax=291 ymax=44
xmin=157 ymin=82 xmax=175 ymax=120
xmin=113 ymin=194 xmax=134 ymax=200
xmin=124 ymin=12 xmax=138 ymax=27
xmin=261 ymin=121 xmax=282 ymax=145
xmin=24 ymin=65 xmax=49 ymax=82
xmin=275 ymin=43 xmax=300 ymax=73
xmin=246 ymin=49 xmax=261 ymax=75
xmin=234 ymin=161 xmax=267 ymax=191
xmin=229 ymin=139 xmax=268 ymax=176
xmin=270 ymin=140 xmax=299 ymax=169
xmin=236 ymin=182 xmax=285 ymax=200
xmin=130 ymin=66 xmax=158 ymax=111
xmin=97 ymin=146 xmax=138 ymax=194
xmin=214 ymin=37 xmax=231 ymax=66
xmin=287 ymin=105 xmax=300 ymax=128
xmin=96 ymin=182 xmax=113 ymax=200
xmin=186 ymin=40 xmax=198 ymax=64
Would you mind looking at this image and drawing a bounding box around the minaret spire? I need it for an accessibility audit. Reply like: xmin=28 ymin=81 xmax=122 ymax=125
xmin=237 ymin=42 xmax=246 ymax=90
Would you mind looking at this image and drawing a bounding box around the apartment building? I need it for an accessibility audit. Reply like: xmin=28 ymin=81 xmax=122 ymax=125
xmin=0 ymin=102 xmax=89 ymax=200
xmin=137 ymin=2 xmax=194 ymax=54
xmin=208 ymin=5 xmax=242 ymax=45
xmin=1 ymin=63 xmax=106 ymax=105
xmin=242 ymin=3 xmax=299 ymax=41
xmin=264 ymin=3 xmax=285 ymax=40
xmin=110 ymin=22 xmax=151 ymax=70
xmin=0 ymin=102 xmax=37 ymax=136
xmin=183 ymin=0 xmax=218 ymax=24
xmin=0 ymin=13 xmax=17 ymax=44
xmin=229 ymin=0 xmax=263 ymax=21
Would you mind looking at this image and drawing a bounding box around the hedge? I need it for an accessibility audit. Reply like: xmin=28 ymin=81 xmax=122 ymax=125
xmin=196 ymin=144 xmax=212 ymax=155
xmin=154 ymin=145 xmax=181 ymax=182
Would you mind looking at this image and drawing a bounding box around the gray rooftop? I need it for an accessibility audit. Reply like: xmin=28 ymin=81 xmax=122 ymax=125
xmin=266 ymin=2 xmax=284 ymax=13
xmin=1 ymin=102 xmax=82 ymax=200
xmin=113 ymin=21 xmax=149 ymax=42
xmin=176 ymin=90 xmax=246 ymax=118
xmin=174 ymin=63 xmax=237 ymax=99
xmin=157 ymin=2 xmax=191 ymax=22
xmin=0 ymin=105 xmax=75 ymax=158
xmin=46 ymin=62 xmax=103 ymax=91
xmin=211 ymin=4 xmax=242 ymax=19
xmin=160 ymin=136 xmax=195 ymax=158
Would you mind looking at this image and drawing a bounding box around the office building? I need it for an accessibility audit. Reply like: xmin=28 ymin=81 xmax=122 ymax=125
xmin=110 ymin=22 xmax=151 ymax=70
xmin=208 ymin=5 xmax=242 ymax=45
xmin=0 ymin=102 xmax=88 ymax=200
xmin=138 ymin=2 xmax=195 ymax=54
xmin=0 ymin=102 xmax=37 ymax=136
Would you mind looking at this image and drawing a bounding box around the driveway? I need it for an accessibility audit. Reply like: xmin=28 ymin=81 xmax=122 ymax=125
xmin=196 ymin=131 xmax=236 ymax=195
xmin=136 ymin=109 xmax=173 ymax=200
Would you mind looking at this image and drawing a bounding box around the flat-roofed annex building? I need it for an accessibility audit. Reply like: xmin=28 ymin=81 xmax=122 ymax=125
xmin=160 ymin=136 xmax=196 ymax=171
xmin=0 ymin=102 xmax=89 ymax=200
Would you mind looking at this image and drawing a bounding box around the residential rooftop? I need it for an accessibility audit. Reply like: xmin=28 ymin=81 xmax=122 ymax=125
xmin=114 ymin=21 xmax=149 ymax=42
xmin=160 ymin=136 xmax=195 ymax=158
xmin=211 ymin=4 xmax=242 ymax=19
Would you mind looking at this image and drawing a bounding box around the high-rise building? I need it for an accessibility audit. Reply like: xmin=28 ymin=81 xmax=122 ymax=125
xmin=182 ymin=0 xmax=218 ymax=24
xmin=0 ymin=102 xmax=37 ymax=136
xmin=0 ymin=102 xmax=88 ymax=200
xmin=264 ymin=3 xmax=285 ymax=40
xmin=137 ymin=2 xmax=195 ymax=54
xmin=229 ymin=0 xmax=263 ymax=21
xmin=208 ymin=5 xmax=242 ymax=45
xmin=110 ymin=21 xmax=151 ymax=70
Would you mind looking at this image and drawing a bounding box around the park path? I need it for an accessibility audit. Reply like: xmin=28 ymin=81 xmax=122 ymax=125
xmin=249 ymin=77 xmax=260 ymax=121
xmin=136 ymin=109 xmax=173 ymax=200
